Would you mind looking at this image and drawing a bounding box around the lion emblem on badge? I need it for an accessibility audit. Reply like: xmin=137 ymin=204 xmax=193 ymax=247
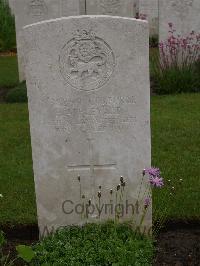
xmin=59 ymin=30 xmax=115 ymax=91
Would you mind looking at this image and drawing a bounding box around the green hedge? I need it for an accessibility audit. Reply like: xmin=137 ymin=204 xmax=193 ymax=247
xmin=150 ymin=49 xmax=200 ymax=95
xmin=150 ymin=27 xmax=200 ymax=95
xmin=32 ymin=222 xmax=153 ymax=265
xmin=0 ymin=0 xmax=16 ymax=52
xmin=152 ymin=60 xmax=200 ymax=94
xmin=5 ymin=82 xmax=27 ymax=103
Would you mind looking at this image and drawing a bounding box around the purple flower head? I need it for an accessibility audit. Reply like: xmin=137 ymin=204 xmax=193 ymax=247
xmin=144 ymin=167 xmax=160 ymax=178
xmin=144 ymin=197 xmax=151 ymax=208
xmin=149 ymin=176 xmax=164 ymax=188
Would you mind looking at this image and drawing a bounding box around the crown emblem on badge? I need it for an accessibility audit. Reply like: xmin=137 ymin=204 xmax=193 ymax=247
xmin=74 ymin=30 xmax=96 ymax=41
xmin=29 ymin=0 xmax=44 ymax=7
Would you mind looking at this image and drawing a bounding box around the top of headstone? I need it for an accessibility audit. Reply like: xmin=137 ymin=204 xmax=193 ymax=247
xmin=23 ymin=15 xmax=148 ymax=29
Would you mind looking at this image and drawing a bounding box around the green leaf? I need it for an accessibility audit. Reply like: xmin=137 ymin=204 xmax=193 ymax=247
xmin=0 ymin=230 xmax=6 ymax=247
xmin=16 ymin=245 xmax=35 ymax=263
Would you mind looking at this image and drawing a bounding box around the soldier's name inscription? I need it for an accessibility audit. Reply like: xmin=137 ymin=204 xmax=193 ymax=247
xmin=43 ymin=95 xmax=137 ymax=134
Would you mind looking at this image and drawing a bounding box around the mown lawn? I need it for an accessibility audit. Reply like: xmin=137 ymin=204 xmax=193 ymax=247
xmin=0 ymin=94 xmax=200 ymax=225
xmin=152 ymin=94 xmax=200 ymax=221
xmin=0 ymin=56 xmax=19 ymax=87
xmin=0 ymin=103 xmax=36 ymax=225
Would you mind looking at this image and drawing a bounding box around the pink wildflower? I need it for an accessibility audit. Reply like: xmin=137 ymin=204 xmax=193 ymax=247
xmin=144 ymin=167 xmax=160 ymax=177
xmin=149 ymin=176 xmax=164 ymax=188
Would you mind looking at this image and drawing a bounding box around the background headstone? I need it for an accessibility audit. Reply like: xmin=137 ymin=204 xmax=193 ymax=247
xmin=86 ymin=0 xmax=136 ymax=17
xmin=159 ymin=0 xmax=200 ymax=42
xmin=134 ymin=0 xmax=139 ymax=17
xmin=23 ymin=16 xmax=151 ymax=236
xmin=7 ymin=0 xmax=14 ymax=14
xmin=139 ymin=0 xmax=158 ymax=36
xmin=62 ymin=0 xmax=85 ymax=16
xmin=10 ymin=0 xmax=82 ymax=81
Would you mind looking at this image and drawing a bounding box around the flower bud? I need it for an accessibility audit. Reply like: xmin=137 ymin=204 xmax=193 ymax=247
xmin=122 ymin=181 xmax=126 ymax=187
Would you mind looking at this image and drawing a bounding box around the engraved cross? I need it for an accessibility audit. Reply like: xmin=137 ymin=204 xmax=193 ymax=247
xmin=67 ymin=138 xmax=116 ymax=195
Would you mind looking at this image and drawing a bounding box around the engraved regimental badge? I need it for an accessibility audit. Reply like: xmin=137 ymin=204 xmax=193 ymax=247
xmin=28 ymin=0 xmax=47 ymax=18
xmin=100 ymin=0 xmax=121 ymax=15
xmin=59 ymin=30 xmax=115 ymax=91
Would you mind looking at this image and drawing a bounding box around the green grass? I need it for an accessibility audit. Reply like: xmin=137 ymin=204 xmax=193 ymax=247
xmin=0 ymin=56 xmax=19 ymax=87
xmin=0 ymin=93 xmax=200 ymax=226
xmin=152 ymin=93 xmax=200 ymax=221
xmin=0 ymin=103 xmax=36 ymax=225
xmin=150 ymin=47 xmax=158 ymax=76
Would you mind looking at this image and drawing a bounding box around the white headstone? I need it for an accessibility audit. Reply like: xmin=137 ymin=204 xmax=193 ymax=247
xmin=10 ymin=0 xmax=82 ymax=81
xmin=86 ymin=0 xmax=136 ymax=17
xmin=23 ymin=16 xmax=151 ymax=236
xmin=139 ymin=0 xmax=158 ymax=36
xmin=159 ymin=0 xmax=200 ymax=41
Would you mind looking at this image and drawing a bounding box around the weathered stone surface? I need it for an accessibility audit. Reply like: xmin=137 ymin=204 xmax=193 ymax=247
xmin=86 ymin=0 xmax=136 ymax=17
xmin=23 ymin=16 xmax=151 ymax=236
xmin=139 ymin=0 xmax=158 ymax=36
xmin=159 ymin=0 xmax=200 ymax=41
xmin=10 ymin=0 xmax=82 ymax=81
